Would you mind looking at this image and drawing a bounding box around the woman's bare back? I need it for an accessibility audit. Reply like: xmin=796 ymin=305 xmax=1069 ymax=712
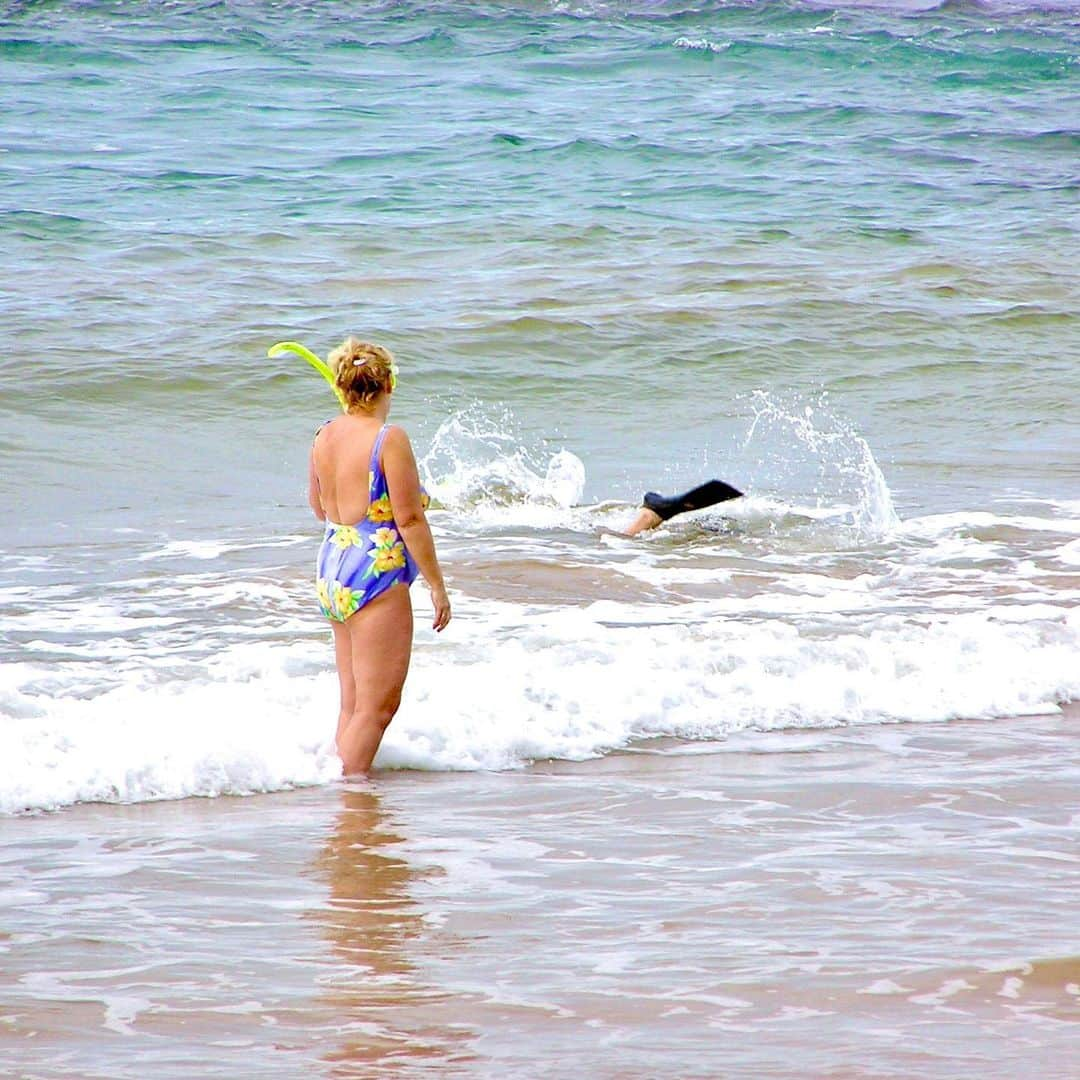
xmin=312 ymin=414 xmax=384 ymax=524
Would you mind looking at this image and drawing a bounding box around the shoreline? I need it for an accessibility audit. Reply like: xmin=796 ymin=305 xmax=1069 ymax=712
xmin=2 ymin=708 xmax=1077 ymax=1078
xmin=5 ymin=700 xmax=1078 ymax=819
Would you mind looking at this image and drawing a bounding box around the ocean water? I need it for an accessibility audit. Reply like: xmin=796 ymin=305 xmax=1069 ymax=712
xmin=1 ymin=0 xmax=1078 ymax=808
xmin=3 ymin=3 xmax=1080 ymax=1076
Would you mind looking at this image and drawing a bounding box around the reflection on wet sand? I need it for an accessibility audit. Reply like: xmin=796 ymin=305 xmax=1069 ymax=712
xmin=307 ymin=787 xmax=475 ymax=1077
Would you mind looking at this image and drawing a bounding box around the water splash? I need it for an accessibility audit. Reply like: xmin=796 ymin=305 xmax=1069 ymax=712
xmin=418 ymin=403 xmax=585 ymax=511
xmin=739 ymin=391 xmax=899 ymax=538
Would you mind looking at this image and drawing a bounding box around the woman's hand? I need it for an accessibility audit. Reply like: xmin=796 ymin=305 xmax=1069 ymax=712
xmin=430 ymin=585 xmax=451 ymax=632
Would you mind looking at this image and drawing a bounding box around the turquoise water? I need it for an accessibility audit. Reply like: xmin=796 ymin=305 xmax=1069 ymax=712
xmin=1 ymin=1 xmax=1078 ymax=807
xmin=4 ymin=0 xmax=1077 ymax=519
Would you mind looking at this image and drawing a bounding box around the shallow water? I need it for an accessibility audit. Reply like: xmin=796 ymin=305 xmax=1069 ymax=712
xmin=2 ymin=714 xmax=1077 ymax=1078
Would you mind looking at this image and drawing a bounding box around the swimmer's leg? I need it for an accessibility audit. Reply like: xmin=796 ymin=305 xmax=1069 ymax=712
xmin=621 ymin=507 xmax=663 ymax=537
xmin=337 ymin=584 xmax=414 ymax=776
xmin=642 ymin=480 xmax=744 ymax=522
xmin=620 ymin=479 xmax=744 ymax=536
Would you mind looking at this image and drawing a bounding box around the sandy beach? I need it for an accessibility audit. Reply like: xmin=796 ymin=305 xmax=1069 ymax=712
xmin=3 ymin=708 xmax=1076 ymax=1080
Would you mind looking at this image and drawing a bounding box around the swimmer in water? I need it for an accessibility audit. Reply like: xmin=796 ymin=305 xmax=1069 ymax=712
xmin=619 ymin=480 xmax=745 ymax=536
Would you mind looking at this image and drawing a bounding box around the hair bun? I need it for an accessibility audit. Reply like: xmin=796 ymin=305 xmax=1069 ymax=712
xmin=328 ymin=337 xmax=396 ymax=412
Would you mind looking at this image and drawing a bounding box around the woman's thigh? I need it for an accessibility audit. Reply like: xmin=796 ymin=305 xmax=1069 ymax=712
xmin=330 ymin=620 xmax=355 ymax=715
xmin=346 ymin=583 xmax=414 ymax=713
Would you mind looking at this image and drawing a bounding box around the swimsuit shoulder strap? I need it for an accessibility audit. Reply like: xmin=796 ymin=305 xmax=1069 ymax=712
xmin=369 ymin=424 xmax=392 ymax=481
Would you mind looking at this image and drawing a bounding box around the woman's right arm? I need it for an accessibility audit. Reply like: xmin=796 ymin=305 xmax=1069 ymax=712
xmin=308 ymin=444 xmax=326 ymax=521
xmin=382 ymin=426 xmax=451 ymax=632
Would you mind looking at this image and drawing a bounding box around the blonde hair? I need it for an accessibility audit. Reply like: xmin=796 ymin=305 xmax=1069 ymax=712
xmin=328 ymin=337 xmax=395 ymax=413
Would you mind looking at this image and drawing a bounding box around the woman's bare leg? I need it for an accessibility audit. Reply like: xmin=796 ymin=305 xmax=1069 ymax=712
xmin=330 ymin=620 xmax=356 ymax=747
xmin=337 ymin=584 xmax=414 ymax=775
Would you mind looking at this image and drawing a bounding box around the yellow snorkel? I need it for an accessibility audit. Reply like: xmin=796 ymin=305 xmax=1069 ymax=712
xmin=268 ymin=340 xmax=399 ymax=411
xmin=268 ymin=341 xmax=348 ymax=411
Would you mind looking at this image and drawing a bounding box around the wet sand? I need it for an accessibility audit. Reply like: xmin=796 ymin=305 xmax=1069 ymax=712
xmin=1 ymin=709 xmax=1077 ymax=1079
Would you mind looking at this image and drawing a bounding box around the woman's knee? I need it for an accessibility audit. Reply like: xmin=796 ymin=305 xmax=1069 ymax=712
xmin=350 ymin=700 xmax=399 ymax=732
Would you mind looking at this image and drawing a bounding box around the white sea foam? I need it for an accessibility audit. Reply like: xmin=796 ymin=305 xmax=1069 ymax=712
xmin=0 ymin=642 xmax=341 ymax=815
xmin=901 ymin=512 xmax=1080 ymax=540
xmin=136 ymin=536 xmax=308 ymax=562
xmin=2 ymin=593 xmax=1077 ymax=814
xmin=1058 ymin=539 xmax=1080 ymax=566
xmin=673 ymin=37 xmax=731 ymax=54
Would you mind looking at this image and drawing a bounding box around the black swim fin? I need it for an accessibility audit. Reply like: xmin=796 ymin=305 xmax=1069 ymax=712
xmin=642 ymin=480 xmax=744 ymax=522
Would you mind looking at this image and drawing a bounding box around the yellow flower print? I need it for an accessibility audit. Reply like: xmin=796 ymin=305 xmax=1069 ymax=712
xmin=373 ymin=542 xmax=406 ymax=573
xmin=331 ymin=525 xmax=361 ymax=549
xmin=371 ymin=527 xmax=398 ymax=549
xmin=332 ymin=582 xmax=359 ymax=619
xmin=362 ymin=527 xmax=408 ymax=579
xmin=367 ymin=495 xmax=394 ymax=523
xmin=420 ymin=491 xmax=431 ymax=510
xmin=316 ymin=577 xmax=332 ymax=615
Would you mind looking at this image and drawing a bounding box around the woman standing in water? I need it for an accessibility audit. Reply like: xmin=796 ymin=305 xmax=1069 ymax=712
xmin=309 ymin=338 xmax=451 ymax=775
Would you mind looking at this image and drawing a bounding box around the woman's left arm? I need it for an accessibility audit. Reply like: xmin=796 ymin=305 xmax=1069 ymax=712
xmin=383 ymin=426 xmax=451 ymax=632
